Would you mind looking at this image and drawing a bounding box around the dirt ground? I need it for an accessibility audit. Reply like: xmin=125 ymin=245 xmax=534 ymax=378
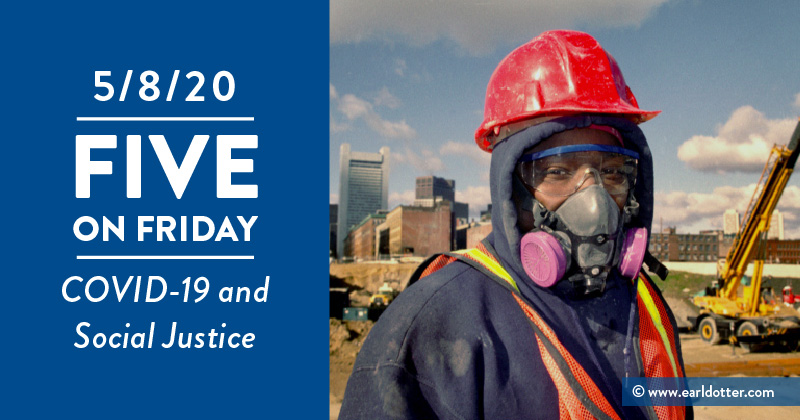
xmin=329 ymin=261 xmax=420 ymax=419
xmin=329 ymin=262 xmax=800 ymax=419
xmin=330 ymin=319 xmax=373 ymax=419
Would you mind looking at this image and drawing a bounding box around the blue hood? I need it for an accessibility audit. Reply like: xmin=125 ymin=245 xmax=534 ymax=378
xmin=488 ymin=115 xmax=654 ymax=294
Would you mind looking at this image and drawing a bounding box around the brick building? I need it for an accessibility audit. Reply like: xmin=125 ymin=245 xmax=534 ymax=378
xmin=648 ymin=228 xmax=800 ymax=264
xmin=649 ymin=228 xmax=722 ymax=262
xmin=377 ymin=203 xmax=452 ymax=258
xmin=343 ymin=213 xmax=386 ymax=260
xmin=465 ymin=222 xmax=493 ymax=250
xmin=765 ymin=239 xmax=800 ymax=264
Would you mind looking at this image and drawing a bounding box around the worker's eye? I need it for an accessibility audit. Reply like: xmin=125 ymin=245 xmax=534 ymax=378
xmin=540 ymin=167 xmax=573 ymax=181
xmin=599 ymin=167 xmax=627 ymax=184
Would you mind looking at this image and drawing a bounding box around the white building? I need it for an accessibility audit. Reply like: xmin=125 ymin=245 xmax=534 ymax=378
xmin=337 ymin=143 xmax=390 ymax=258
xmin=768 ymin=210 xmax=785 ymax=240
xmin=723 ymin=209 xmax=740 ymax=235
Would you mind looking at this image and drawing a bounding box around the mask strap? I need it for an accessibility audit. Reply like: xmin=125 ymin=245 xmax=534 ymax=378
xmin=643 ymin=251 xmax=669 ymax=280
xmin=623 ymin=196 xmax=639 ymax=224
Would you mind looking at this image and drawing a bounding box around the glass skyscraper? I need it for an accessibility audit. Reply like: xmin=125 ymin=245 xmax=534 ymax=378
xmin=337 ymin=143 xmax=389 ymax=258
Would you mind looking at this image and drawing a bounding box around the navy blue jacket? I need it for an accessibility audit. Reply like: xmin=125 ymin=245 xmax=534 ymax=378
xmin=339 ymin=117 xmax=690 ymax=419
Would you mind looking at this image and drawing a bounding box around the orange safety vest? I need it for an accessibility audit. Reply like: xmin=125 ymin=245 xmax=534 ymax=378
xmin=416 ymin=241 xmax=686 ymax=420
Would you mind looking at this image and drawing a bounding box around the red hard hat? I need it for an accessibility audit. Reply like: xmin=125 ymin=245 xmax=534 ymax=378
xmin=475 ymin=30 xmax=659 ymax=152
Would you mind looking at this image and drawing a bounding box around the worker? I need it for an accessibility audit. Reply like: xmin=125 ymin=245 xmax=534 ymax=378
xmin=340 ymin=30 xmax=690 ymax=419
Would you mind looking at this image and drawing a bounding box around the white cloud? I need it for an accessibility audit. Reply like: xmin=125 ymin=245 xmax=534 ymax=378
xmin=786 ymin=227 xmax=800 ymax=240
xmin=779 ymin=186 xmax=800 ymax=211
xmin=366 ymin=116 xmax=416 ymax=139
xmin=392 ymin=147 xmax=444 ymax=173
xmin=439 ymin=140 xmax=491 ymax=183
xmin=331 ymin=0 xmax=667 ymax=54
xmin=653 ymin=184 xmax=800 ymax=238
xmin=653 ymin=185 xmax=754 ymax=227
xmin=794 ymin=92 xmax=800 ymax=109
xmin=332 ymin=89 xmax=417 ymax=139
xmin=394 ymin=58 xmax=407 ymax=77
xmin=338 ymin=94 xmax=371 ymax=120
xmin=456 ymin=185 xmax=492 ymax=219
xmin=374 ymin=87 xmax=401 ymax=109
xmin=677 ymin=106 xmax=797 ymax=173
xmin=330 ymin=114 xmax=349 ymax=133
xmin=329 ymin=85 xmax=350 ymax=133
xmin=389 ymin=189 xmax=416 ymax=209
xmin=439 ymin=140 xmax=491 ymax=167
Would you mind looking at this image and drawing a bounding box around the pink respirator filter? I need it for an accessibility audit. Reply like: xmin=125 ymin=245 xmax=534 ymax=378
xmin=618 ymin=227 xmax=648 ymax=279
xmin=520 ymin=231 xmax=567 ymax=287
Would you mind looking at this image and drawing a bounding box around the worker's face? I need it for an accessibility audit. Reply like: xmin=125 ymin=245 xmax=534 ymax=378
xmin=515 ymin=128 xmax=630 ymax=231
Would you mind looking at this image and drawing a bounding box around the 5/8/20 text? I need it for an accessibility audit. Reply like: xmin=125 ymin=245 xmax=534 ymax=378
xmin=94 ymin=70 xmax=235 ymax=102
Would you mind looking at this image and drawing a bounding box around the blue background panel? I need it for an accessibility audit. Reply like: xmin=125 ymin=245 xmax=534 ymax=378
xmin=1 ymin=3 xmax=329 ymax=418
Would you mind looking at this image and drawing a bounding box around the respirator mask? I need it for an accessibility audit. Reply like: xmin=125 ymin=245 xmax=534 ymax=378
xmin=514 ymin=143 xmax=648 ymax=297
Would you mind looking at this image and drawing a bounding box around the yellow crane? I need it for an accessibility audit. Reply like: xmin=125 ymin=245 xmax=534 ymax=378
xmin=689 ymin=118 xmax=800 ymax=350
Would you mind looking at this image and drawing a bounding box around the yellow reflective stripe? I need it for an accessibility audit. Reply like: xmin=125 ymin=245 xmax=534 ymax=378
xmin=637 ymin=277 xmax=679 ymax=378
xmin=455 ymin=249 xmax=519 ymax=292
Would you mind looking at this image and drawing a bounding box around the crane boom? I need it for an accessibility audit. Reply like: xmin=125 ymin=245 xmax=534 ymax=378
xmin=718 ymin=119 xmax=800 ymax=302
xmin=689 ymin=118 xmax=800 ymax=349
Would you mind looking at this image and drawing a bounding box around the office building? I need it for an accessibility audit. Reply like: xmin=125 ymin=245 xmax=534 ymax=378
xmin=414 ymin=175 xmax=468 ymax=226
xmin=723 ymin=209 xmax=740 ymax=235
xmin=768 ymin=210 xmax=785 ymax=240
xmin=337 ymin=144 xmax=389 ymax=258
xmin=453 ymin=202 xmax=469 ymax=226
xmin=765 ymin=239 xmax=800 ymax=264
xmin=465 ymin=222 xmax=493 ymax=249
xmin=376 ymin=203 xmax=452 ymax=258
xmin=649 ymin=228 xmax=722 ymax=262
xmin=345 ymin=213 xmax=386 ymax=260
xmin=415 ymin=176 xmax=455 ymax=203
xmin=480 ymin=204 xmax=492 ymax=222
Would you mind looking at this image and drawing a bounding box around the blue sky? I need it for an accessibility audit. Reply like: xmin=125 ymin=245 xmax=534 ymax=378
xmin=330 ymin=0 xmax=800 ymax=238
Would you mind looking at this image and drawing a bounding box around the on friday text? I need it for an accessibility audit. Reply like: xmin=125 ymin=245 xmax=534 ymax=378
xmin=73 ymin=215 xmax=257 ymax=242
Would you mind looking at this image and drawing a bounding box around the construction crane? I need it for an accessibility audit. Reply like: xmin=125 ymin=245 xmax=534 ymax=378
xmin=688 ymin=118 xmax=800 ymax=351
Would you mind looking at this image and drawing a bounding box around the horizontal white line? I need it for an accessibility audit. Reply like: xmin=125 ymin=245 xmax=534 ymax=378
xmin=76 ymin=117 xmax=254 ymax=121
xmin=77 ymin=255 xmax=254 ymax=260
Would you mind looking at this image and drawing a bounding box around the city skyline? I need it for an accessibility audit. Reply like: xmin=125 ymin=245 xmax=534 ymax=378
xmin=333 ymin=151 xmax=794 ymax=238
xmin=330 ymin=1 xmax=800 ymax=238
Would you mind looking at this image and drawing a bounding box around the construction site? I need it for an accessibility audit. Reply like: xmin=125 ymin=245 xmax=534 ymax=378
xmin=330 ymin=261 xmax=800 ymax=419
xmin=330 ymin=122 xmax=800 ymax=419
